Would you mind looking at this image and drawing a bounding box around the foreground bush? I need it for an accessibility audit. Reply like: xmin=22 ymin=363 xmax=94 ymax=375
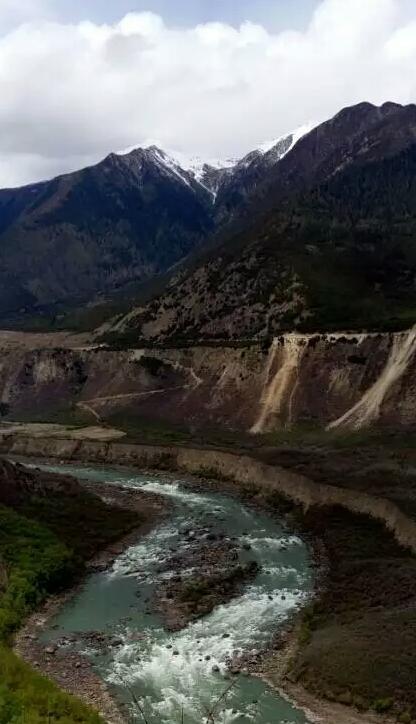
xmin=0 ymin=646 xmax=102 ymax=724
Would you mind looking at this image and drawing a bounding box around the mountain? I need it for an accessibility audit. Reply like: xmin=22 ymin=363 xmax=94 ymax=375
xmin=0 ymin=146 xmax=217 ymax=322
xmin=103 ymin=101 xmax=416 ymax=344
xmin=0 ymin=127 xmax=311 ymax=327
xmin=2 ymin=102 xmax=415 ymax=335
xmin=212 ymin=124 xmax=313 ymax=222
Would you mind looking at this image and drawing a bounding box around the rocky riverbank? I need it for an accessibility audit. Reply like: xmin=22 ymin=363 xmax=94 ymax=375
xmin=14 ymin=480 xmax=168 ymax=724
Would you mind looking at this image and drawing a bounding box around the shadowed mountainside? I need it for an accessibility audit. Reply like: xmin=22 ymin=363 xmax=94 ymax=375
xmin=105 ymin=102 xmax=416 ymax=343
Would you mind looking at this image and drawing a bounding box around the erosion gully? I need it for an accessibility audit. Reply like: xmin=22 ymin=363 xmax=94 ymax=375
xmin=34 ymin=462 xmax=313 ymax=724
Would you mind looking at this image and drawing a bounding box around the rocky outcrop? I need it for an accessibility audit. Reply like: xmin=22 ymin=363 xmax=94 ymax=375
xmin=2 ymin=435 xmax=416 ymax=555
xmin=0 ymin=457 xmax=82 ymax=507
xmin=155 ymin=533 xmax=259 ymax=630
xmin=0 ymin=329 xmax=416 ymax=432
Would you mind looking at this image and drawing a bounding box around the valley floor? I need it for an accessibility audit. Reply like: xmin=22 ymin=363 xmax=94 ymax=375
xmin=3 ymin=423 xmax=416 ymax=723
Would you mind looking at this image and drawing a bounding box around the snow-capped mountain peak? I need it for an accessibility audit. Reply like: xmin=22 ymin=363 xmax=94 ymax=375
xmin=154 ymin=148 xmax=238 ymax=198
xmin=117 ymin=121 xmax=316 ymax=201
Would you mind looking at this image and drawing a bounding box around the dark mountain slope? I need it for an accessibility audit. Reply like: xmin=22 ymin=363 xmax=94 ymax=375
xmin=105 ymin=104 xmax=416 ymax=343
xmin=0 ymin=148 xmax=213 ymax=320
xmin=213 ymin=131 xmax=299 ymax=222
xmin=0 ymin=129 xmax=312 ymax=329
xmin=2 ymin=100 xmax=416 ymax=334
xmin=260 ymin=102 xmax=415 ymax=198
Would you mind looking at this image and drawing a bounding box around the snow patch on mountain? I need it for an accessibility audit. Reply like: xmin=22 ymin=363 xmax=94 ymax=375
xmin=147 ymin=146 xmax=194 ymax=189
xmin=259 ymin=123 xmax=315 ymax=158
xmin=168 ymin=150 xmax=237 ymax=179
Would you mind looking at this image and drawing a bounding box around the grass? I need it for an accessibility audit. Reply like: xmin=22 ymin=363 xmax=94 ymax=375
xmin=105 ymin=411 xmax=251 ymax=450
xmin=0 ymin=505 xmax=103 ymax=723
xmin=0 ymin=505 xmax=74 ymax=642
xmin=6 ymin=406 xmax=93 ymax=429
xmin=107 ymin=411 xmax=193 ymax=445
xmin=259 ymin=422 xmax=416 ymax=451
xmin=18 ymin=488 xmax=138 ymax=562
xmin=0 ymin=645 xmax=103 ymax=724
xmin=0 ymin=464 xmax=142 ymax=723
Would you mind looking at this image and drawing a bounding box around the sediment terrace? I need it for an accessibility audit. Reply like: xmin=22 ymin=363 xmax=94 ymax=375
xmin=2 ymin=431 xmax=416 ymax=555
xmin=0 ymin=328 xmax=415 ymax=433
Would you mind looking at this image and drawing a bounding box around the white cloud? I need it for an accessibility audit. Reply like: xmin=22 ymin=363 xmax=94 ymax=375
xmin=0 ymin=0 xmax=50 ymax=31
xmin=0 ymin=0 xmax=415 ymax=187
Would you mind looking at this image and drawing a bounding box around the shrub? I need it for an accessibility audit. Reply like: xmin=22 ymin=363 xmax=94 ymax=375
xmin=0 ymin=505 xmax=104 ymax=722
xmin=373 ymin=698 xmax=394 ymax=713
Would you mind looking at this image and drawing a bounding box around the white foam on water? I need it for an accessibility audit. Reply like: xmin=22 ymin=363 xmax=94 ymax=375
xmin=107 ymin=585 xmax=306 ymax=721
xmin=110 ymin=522 xmax=180 ymax=577
xmin=242 ymin=534 xmax=302 ymax=553
xmin=138 ymin=480 xmax=227 ymax=511
xmin=35 ymin=462 xmax=311 ymax=723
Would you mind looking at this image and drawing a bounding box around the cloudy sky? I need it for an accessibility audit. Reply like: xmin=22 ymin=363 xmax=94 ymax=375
xmin=1 ymin=0 xmax=416 ymax=187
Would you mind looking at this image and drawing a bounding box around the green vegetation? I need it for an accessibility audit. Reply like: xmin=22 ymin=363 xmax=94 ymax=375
xmin=0 ymin=645 xmax=102 ymax=724
xmin=18 ymin=487 xmax=138 ymax=563
xmin=7 ymin=406 xmax=92 ymax=428
xmin=0 ymin=465 xmax=140 ymax=723
xmin=0 ymin=505 xmax=103 ymax=723
xmin=105 ymin=411 xmax=249 ymax=449
xmin=108 ymin=411 xmax=193 ymax=445
xmin=0 ymin=506 xmax=74 ymax=641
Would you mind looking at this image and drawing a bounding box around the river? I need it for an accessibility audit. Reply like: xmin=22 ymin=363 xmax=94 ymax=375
xmin=37 ymin=463 xmax=313 ymax=724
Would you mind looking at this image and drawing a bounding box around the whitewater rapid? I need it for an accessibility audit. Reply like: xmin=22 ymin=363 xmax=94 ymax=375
xmin=38 ymin=464 xmax=313 ymax=724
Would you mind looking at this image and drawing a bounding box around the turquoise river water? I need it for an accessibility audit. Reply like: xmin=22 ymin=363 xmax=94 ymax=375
xmin=37 ymin=463 xmax=313 ymax=724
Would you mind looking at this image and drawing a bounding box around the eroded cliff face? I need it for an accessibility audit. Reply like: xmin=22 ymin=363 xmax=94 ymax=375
xmin=0 ymin=329 xmax=415 ymax=433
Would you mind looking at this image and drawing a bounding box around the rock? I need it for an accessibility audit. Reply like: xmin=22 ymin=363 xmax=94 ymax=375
xmin=222 ymin=633 xmax=230 ymax=638
xmin=111 ymin=637 xmax=123 ymax=647
xmin=173 ymin=650 xmax=179 ymax=656
xmin=212 ymin=665 xmax=220 ymax=673
xmin=45 ymin=646 xmax=56 ymax=655
xmin=205 ymin=655 xmax=211 ymax=661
